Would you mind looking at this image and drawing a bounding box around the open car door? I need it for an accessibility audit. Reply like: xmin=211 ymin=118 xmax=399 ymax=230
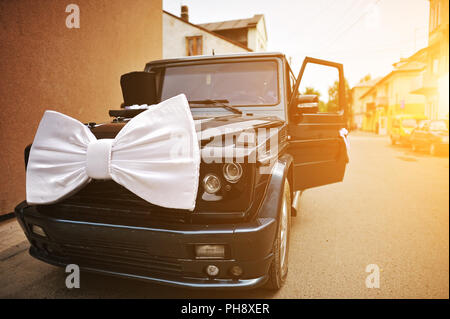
xmin=288 ymin=57 xmax=349 ymax=191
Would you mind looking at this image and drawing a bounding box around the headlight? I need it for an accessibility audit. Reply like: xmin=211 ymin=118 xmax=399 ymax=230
xmin=441 ymin=136 xmax=449 ymax=143
xmin=223 ymin=163 xmax=243 ymax=183
xmin=203 ymin=173 xmax=221 ymax=194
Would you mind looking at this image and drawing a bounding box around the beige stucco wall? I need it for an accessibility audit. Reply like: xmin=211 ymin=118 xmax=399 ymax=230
xmin=247 ymin=17 xmax=267 ymax=52
xmin=0 ymin=0 xmax=162 ymax=214
xmin=388 ymin=73 xmax=426 ymax=113
xmin=163 ymin=12 xmax=247 ymax=58
xmin=352 ymin=86 xmax=370 ymax=114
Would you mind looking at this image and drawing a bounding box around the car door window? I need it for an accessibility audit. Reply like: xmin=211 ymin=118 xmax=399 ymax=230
xmin=287 ymin=57 xmax=348 ymax=191
xmin=298 ymin=64 xmax=341 ymax=113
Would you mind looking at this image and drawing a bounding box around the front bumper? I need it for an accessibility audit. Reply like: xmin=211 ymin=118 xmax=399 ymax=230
xmin=15 ymin=201 xmax=277 ymax=289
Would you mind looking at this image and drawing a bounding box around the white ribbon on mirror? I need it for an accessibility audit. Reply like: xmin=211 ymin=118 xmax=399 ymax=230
xmin=26 ymin=94 xmax=200 ymax=211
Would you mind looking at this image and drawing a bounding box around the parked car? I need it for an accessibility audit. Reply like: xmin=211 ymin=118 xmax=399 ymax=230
xmin=15 ymin=52 xmax=349 ymax=290
xmin=390 ymin=114 xmax=427 ymax=145
xmin=410 ymin=119 xmax=449 ymax=155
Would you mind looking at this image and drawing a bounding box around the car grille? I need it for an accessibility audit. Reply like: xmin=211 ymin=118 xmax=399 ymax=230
xmin=37 ymin=180 xmax=191 ymax=226
xmin=52 ymin=236 xmax=184 ymax=278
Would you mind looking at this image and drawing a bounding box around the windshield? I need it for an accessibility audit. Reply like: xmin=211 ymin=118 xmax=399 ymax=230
xmin=158 ymin=61 xmax=279 ymax=107
xmin=401 ymin=119 xmax=419 ymax=128
xmin=430 ymin=120 xmax=449 ymax=131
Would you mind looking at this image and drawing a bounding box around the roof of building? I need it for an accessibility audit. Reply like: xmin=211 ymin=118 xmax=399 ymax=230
xmin=359 ymin=62 xmax=425 ymax=100
xmin=163 ymin=10 xmax=252 ymax=52
xmin=199 ymin=14 xmax=264 ymax=31
xmin=353 ymin=77 xmax=382 ymax=89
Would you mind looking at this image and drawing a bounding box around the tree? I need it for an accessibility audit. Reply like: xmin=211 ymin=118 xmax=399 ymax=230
xmin=303 ymin=86 xmax=321 ymax=98
xmin=359 ymin=74 xmax=372 ymax=83
xmin=327 ymin=78 xmax=352 ymax=113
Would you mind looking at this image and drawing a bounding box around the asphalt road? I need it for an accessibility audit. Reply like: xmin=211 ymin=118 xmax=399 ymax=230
xmin=1 ymin=132 xmax=448 ymax=298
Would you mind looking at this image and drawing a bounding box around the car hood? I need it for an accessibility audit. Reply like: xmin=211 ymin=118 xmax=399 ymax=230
xmin=194 ymin=114 xmax=286 ymax=162
xmin=91 ymin=114 xmax=287 ymax=162
xmin=194 ymin=114 xmax=284 ymax=139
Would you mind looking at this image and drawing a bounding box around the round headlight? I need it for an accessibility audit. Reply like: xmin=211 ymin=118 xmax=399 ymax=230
xmin=223 ymin=163 xmax=243 ymax=183
xmin=203 ymin=174 xmax=221 ymax=194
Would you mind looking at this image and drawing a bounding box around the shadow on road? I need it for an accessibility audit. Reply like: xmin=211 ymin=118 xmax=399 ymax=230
xmin=388 ymin=142 xmax=449 ymax=159
xmin=57 ymin=270 xmax=278 ymax=299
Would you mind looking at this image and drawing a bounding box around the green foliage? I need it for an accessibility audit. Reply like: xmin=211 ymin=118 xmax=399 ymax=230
xmin=303 ymin=87 xmax=327 ymax=112
xmin=360 ymin=74 xmax=372 ymax=83
xmin=303 ymin=86 xmax=321 ymax=98
xmin=327 ymin=78 xmax=352 ymax=113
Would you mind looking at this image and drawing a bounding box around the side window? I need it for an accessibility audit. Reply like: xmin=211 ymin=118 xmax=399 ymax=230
xmin=186 ymin=36 xmax=203 ymax=56
xmin=298 ymin=64 xmax=343 ymax=113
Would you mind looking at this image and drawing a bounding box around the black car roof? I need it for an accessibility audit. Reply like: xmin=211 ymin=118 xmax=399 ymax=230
xmin=145 ymin=52 xmax=286 ymax=69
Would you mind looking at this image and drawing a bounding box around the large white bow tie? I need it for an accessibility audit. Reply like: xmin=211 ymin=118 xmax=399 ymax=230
xmin=26 ymin=94 xmax=200 ymax=211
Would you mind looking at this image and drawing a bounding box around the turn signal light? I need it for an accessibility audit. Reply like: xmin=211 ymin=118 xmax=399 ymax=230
xmin=31 ymin=225 xmax=47 ymax=237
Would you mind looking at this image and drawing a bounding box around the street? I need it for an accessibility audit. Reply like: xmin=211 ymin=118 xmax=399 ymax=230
xmin=0 ymin=132 xmax=448 ymax=298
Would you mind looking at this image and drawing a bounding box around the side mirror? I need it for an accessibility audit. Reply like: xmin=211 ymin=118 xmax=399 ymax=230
xmin=295 ymin=94 xmax=319 ymax=113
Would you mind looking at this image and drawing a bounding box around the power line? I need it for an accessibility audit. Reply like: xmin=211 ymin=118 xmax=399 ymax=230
xmin=303 ymin=0 xmax=344 ymax=31
xmin=304 ymin=34 xmax=428 ymax=56
xmin=322 ymin=0 xmax=383 ymax=51
xmin=317 ymin=0 xmax=367 ymax=46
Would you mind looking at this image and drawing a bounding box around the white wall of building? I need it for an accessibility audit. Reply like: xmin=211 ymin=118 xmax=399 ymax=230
xmin=163 ymin=13 xmax=249 ymax=59
xmin=247 ymin=17 xmax=267 ymax=52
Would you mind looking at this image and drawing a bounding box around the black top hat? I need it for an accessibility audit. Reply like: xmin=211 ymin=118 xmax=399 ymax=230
xmin=120 ymin=71 xmax=157 ymax=107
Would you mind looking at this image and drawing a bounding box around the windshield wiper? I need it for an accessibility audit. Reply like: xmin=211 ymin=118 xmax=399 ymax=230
xmin=189 ymin=99 xmax=242 ymax=115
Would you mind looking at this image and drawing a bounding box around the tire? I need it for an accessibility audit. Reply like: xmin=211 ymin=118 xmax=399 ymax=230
xmin=430 ymin=143 xmax=437 ymax=156
xmin=265 ymin=178 xmax=291 ymax=290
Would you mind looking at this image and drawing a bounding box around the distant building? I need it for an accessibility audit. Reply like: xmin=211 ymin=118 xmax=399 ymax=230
xmin=359 ymin=60 xmax=427 ymax=134
xmin=199 ymin=14 xmax=267 ymax=52
xmin=351 ymin=77 xmax=381 ymax=130
xmin=163 ymin=6 xmax=267 ymax=58
xmin=409 ymin=0 xmax=449 ymax=120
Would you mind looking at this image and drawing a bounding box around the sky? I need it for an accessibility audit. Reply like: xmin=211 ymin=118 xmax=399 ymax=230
xmin=163 ymin=0 xmax=430 ymax=88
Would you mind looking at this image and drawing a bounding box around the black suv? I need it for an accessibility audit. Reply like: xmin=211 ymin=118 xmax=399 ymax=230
xmin=15 ymin=52 xmax=349 ymax=290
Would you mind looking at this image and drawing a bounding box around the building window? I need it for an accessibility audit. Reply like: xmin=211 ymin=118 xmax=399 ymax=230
xmin=186 ymin=36 xmax=203 ymax=56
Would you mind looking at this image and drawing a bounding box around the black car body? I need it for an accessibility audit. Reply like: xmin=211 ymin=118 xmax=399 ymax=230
xmin=15 ymin=52 xmax=349 ymax=289
xmin=410 ymin=119 xmax=449 ymax=155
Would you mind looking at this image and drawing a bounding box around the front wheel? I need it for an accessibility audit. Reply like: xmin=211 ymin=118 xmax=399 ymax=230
xmin=266 ymin=178 xmax=291 ymax=290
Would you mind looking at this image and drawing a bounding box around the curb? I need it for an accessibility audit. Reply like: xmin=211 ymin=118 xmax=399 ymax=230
xmin=0 ymin=212 xmax=15 ymax=222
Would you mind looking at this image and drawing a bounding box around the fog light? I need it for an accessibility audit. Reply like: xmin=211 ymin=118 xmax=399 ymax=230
xmin=230 ymin=265 xmax=243 ymax=277
xmin=205 ymin=265 xmax=219 ymax=277
xmin=223 ymin=163 xmax=243 ymax=183
xmin=31 ymin=225 xmax=46 ymax=237
xmin=195 ymin=244 xmax=225 ymax=259
xmin=203 ymin=174 xmax=221 ymax=194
